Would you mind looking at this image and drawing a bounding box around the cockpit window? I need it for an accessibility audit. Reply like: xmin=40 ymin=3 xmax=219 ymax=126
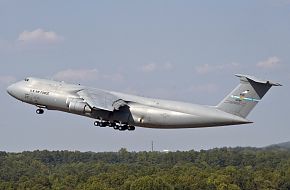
xmin=24 ymin=78 xmax=29 ymax=81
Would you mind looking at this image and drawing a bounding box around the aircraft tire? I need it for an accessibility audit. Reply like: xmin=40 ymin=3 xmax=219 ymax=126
xmin=36 ymin=109 xmax=44 ymax=114
xmin=128 ymin=126 xmax=135 ymax=131
xmin=118 ymin=125 xmax=127 ymax=131
xmin=100 ymin=122 xmax=107 ymax=127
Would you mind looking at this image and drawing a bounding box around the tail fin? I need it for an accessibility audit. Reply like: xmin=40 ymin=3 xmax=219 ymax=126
xmin=217 ymin=74 xmax=281 ymax=118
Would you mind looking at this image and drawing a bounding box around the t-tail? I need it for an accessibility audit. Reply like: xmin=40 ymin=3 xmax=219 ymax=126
xmin=217 ymin=74 xmax=281 ymax=118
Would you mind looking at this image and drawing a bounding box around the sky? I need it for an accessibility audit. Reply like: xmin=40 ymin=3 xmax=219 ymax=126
xmin=0 ymin=0 xmax=289 ymax=152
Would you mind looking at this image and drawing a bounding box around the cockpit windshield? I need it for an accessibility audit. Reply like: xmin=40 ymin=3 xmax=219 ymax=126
xmin=24 ymin=78 xmax=29 ymax=82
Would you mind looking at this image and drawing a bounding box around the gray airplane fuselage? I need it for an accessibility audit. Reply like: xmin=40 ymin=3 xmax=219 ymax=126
xmin=7 ymin=77 xmax=254 ymax=129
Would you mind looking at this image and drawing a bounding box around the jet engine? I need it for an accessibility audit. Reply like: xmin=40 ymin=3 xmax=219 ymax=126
xmin=66 ymin=98 xmax=91 ymax=114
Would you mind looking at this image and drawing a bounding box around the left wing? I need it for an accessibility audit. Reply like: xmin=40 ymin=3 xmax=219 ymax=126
xmin=77 ymin=89 xmax=129 ymax=111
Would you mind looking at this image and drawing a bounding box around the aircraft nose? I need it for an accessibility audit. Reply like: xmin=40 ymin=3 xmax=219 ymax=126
xmin=7 ymin=84 xmax=15 ymax=96
xmin=7 ymin=83 xmax=20 ymax=98
xmin=7 ymin=82 xmax=26 ymax=100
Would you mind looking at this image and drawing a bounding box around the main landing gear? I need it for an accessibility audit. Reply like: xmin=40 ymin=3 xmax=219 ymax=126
xmin=93 ymin=120 xmax=135 ymax=131
xmin=36 ymin=108 xmax=44 ymax=114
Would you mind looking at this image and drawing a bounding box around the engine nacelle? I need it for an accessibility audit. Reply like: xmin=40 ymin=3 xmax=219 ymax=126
xmin=66 ymin=97 xmax=83 ymax=106
xmin=67 ymin=98 xmax=91 ymax=114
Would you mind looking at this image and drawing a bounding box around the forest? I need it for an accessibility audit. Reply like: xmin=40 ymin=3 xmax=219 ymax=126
xmin=1 ymin=144 xmax=290 ymax=190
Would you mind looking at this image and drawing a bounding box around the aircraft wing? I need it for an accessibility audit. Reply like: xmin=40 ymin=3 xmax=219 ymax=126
xmin=77 ymin=89 xmax=128 ymax=111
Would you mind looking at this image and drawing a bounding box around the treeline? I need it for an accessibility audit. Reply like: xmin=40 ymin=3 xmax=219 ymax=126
xmin=1 ymin=146 xmax=290 ymax=189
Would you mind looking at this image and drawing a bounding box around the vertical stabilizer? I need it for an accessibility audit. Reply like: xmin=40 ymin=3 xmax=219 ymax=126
xmin=217 ymin=74 xmax=281 ymax=118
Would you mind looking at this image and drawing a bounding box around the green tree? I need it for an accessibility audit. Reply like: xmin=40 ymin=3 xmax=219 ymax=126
xmin=130 ymin=176 xmax=173 ymax=190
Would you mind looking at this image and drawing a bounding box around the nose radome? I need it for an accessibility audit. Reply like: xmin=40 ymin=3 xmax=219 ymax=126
xmin=7 ymin=84 xmax=14 ymax=96
xmin=7 ymin=82 xmax=25 ymax=101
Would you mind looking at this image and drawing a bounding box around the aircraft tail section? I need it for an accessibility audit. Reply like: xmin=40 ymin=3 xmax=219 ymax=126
xmin=217 ymin=74 xmax=281 ymax=118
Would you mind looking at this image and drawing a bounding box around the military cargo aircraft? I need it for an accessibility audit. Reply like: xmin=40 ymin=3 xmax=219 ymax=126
xmin=7 ymin=74 xmax=281 ymax=131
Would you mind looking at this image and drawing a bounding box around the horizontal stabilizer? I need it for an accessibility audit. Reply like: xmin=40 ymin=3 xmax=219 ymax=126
xmin=235 ymin=74 xmax=282 ymax=86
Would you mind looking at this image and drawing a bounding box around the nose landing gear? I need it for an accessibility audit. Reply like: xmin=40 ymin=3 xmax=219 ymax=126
xmin=36 ymin=108 xmax=44 ymax=114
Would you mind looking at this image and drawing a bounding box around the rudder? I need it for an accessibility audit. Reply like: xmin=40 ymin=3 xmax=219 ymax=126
xmin=217 ymin=74 xmax=281 ymax=118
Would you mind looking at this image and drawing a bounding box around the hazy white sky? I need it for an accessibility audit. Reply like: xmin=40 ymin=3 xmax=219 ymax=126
xmin=0 ymin=1 xmax=289 ymax=152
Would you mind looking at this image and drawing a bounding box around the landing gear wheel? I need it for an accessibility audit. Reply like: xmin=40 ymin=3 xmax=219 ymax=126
xmin=94 ymin=121 xmax=100 ymax=126
xmin=119 ymin=125 xmax=127 ymax=131
xmin=128 ymin=126 xmax=135 ymax=131
xmin=100 ymin=122 xmax=108 ymax=127
xmin=108 ymin=122 xmax=116 ymax=127
xmin=36 ymin=109 xmax=44 ymax=114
